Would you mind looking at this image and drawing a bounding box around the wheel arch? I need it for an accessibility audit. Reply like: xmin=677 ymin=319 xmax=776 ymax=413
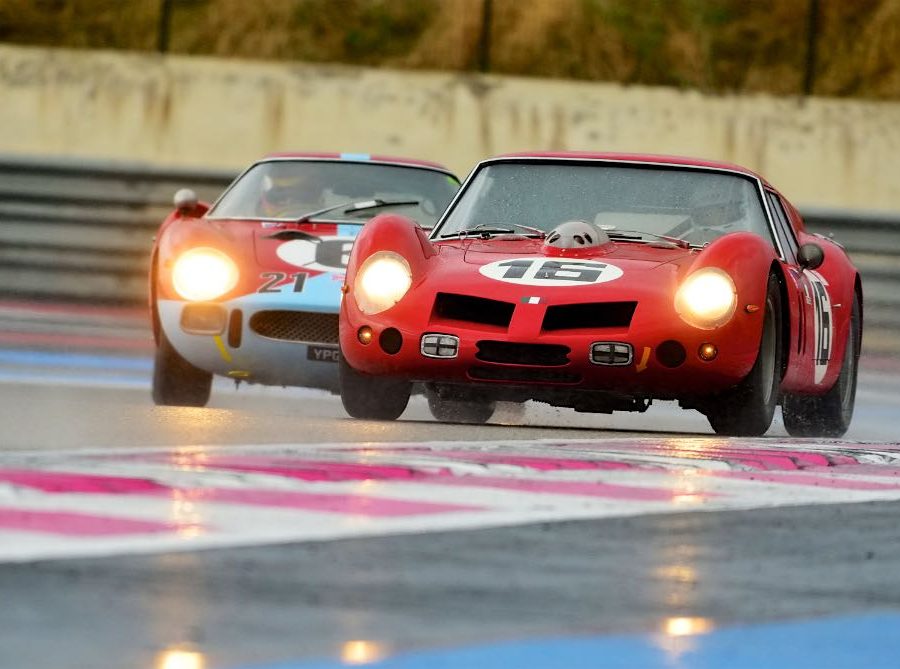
xmin=854 ymin=273 xmax=864 ymax=357
xmin=769 ymin=260 xmax=791 ymax=383
xmin=149 ymin=250 xmax=161 ymax=345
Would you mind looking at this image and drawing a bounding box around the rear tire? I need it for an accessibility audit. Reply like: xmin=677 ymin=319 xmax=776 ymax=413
xmin=152 ymin=333 xmax=212 ymax=407
xmin=782 ymin=293 xmax=860 ymax=438
xmin=705 ymin=273 xmax=783 ymax=436
xmin=426 ymin=386 xmax=495 ymax=424
xmin=339 ymin=356 xmax=411 ymax=420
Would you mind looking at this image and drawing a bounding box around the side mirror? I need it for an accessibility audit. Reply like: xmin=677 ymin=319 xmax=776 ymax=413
xmin=173 ymin=188 xmax=199 ymax=216
xmin=797 ymin=242 xmax=824 ymax=270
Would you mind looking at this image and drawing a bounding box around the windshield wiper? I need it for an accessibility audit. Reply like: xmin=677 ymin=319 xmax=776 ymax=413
xmin=295 ymin=199 xmax=420 ymax=224
xmin=440 ymin=223 xmax=546 ymax=239
xmin=602 ymin=228 xmax=693 ymax=249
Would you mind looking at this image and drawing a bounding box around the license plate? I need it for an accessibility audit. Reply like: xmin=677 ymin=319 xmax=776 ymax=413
xmin=307 ymin=345 xmax=341 ymax=363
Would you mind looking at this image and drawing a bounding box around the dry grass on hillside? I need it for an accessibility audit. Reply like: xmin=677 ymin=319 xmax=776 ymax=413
xmin=1 ymin=0 xmax=898 ymax=98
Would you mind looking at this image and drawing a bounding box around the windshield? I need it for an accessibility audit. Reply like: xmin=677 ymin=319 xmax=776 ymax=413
xmin=435 ymin=162 xmax=773 ymax=247
xmin=208 ymin=160 xmax=459 ymax=227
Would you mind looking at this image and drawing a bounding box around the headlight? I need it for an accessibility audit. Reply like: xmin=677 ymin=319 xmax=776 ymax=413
xmin=674 ymin=267 xmax=737 ymax=329
xmin=172 ymin=247 xmax=239 ymax=302
xmin=353 ymin=251 xmax=412 ymax=315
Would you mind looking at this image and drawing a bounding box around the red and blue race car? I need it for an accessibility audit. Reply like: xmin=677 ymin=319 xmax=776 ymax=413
xmin=150 ymin=152 xmax=459 ymax=406
xmin=339 ymin=152 xmax=862 ymax=437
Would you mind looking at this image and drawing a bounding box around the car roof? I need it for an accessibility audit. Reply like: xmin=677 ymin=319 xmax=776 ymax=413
xmin=261 ymin=152 xmax=455 ymax=175
xmin=489 ymin=151 xmax=774 ymax=189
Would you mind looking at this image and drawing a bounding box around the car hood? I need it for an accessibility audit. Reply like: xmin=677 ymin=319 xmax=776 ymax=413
xmin=416 ymin=237 xmax=697 ymax=303
xmin=252 ymin=222 xmax=362 ymax=273
xmin=450 ymin=236 xmax=694 ymax=271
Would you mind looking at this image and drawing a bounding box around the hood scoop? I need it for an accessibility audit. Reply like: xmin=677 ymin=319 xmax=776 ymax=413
xmin=542 ymin=221 xmax=610 ymax=251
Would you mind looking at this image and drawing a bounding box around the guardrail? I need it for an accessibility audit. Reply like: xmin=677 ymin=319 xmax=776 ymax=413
xmin=0 ymin=155 xmax=897 ymax=353
xmin=0 ymin=155 xmax=234 ymax=304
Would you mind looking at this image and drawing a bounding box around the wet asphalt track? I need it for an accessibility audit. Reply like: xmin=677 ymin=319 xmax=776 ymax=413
xmin=1 ymin=303 xmax=900 ymax=669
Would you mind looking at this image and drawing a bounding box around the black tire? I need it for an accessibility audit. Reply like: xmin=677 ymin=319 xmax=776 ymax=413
xmin=782 ymin=293 xmax=861 ymax=438
xmin=426 ymin=386 xmax=496 ymax=424
xmin=705 ymin=273 xmax=783 ymax=436
xmin=339 ymin=355 xmax=411 ymax=420
xmin=152 ymin=333 xmax=212 ymax=407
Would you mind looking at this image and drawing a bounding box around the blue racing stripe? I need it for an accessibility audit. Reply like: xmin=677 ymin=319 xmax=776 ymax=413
xmin=0 ymin=370 xmax=149 ymax=388
xmin=238 ymin=613 xmax=900 ymax=669
xmin=0 ymin=349 xmax=152 ymax=372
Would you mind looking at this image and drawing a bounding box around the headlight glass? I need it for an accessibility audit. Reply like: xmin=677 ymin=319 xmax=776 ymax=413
xmin=674 ymin=267 xmax=737 ymax=329
xmin=353 ymin=251 xmax=412 ymax=315
xmin=172 ymin=247 xmax=239 ymax=302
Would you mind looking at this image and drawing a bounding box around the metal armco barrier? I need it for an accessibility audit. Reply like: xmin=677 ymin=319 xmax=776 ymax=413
xmin=0 ymin=155 xmax=234 ymax=304
xmin=0 ymin=155 xmax=897 ymax=352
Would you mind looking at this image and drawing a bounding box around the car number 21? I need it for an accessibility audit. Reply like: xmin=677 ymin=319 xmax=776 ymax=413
xmin=479 ymin=258 xmax=624 ymax=286
xmin=258 ymin=272 xmax=308 ymax=293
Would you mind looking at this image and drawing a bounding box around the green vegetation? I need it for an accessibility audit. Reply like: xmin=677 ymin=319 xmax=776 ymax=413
xmin=0 ymin=0 xmax=898 ymax=98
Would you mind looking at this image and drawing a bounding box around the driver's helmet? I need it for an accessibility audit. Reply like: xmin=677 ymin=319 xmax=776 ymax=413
xmin=259 ymin=171 xmax=325 ymax=217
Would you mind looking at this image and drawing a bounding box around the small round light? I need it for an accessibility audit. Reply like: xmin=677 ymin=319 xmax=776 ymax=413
xmin=698 ymin=343 xmax=718 ymax=361
xmin=172 ymin=247 xmax=239 ymax=302
xmin=357 ymin=326 xmax=374 ymax=345
xmin=674 ymin=268 xmax=737 ymax=329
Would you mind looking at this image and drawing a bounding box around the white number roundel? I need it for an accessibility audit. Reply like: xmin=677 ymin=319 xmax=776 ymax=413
xmin=276 ymin=237 xmax=355 ymax=271
xmin=478 ymin=257 xmax=623 ymax=286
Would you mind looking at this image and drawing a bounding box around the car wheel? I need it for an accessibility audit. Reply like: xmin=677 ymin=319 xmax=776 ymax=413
xmin=705 ymin=273 xmax=783 ymax=437
xmin=152 ymin=333 xmax=212 ymax=407
xmin=339 ymin=356 xmax=411 ymax=420
xmin=425 ymin=386 xmax=496 ymax=424
xmin=782 ymin=293 xmax=860 ymax=438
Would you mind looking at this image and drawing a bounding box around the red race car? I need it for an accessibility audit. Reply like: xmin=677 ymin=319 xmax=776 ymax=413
xmin=150 ymin=152 xmax=459 ymax=406
xmin=339 ymin=152 xmax=862 ymax=437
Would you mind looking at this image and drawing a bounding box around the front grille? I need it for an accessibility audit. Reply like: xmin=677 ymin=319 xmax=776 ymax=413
xmin=542 ymin=302 xmax=637 ymax=331
xmin=469 ymin=366 xmax=582 ymax=384
xmin=432 ymin=293 xmax=515 ymax=328
xmin=476 ymin=341 xmax=570 ymax=366
xmin=249 ymin=310 xmax=339 ymax=343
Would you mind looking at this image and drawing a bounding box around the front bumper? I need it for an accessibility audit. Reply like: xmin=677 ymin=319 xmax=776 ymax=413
xmin=158 ymin=294 xmax=341 ymax=391
xmin=340 ymin=290 xmax=763 ymax=402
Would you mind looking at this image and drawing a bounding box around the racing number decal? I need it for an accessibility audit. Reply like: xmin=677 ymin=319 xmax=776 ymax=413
xmin=805 ymin=270 xmax=833 ymax=384
xmin=258 ymin=272 xmax=308 ymax=294
xmin=480 ymin=258 xmax=623 ymax=286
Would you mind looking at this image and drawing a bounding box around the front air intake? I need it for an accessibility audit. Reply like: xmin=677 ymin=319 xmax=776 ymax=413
xmin=432 ymin=293 xmax=515 ymax=328
xmin=249 ymin=310 xmax=339 ymax=343
xmin=542 ymin=302 xmax=637 ymax=331
xmin=476 ymin=341 xmax=570 ymax=366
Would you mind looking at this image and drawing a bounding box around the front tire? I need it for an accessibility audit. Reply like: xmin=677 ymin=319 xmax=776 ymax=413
xmin=705 ymin=273 xmax=783 ymax=436
xmin=426 ymin=386 xmax=495 ymax=424
xmin=152 ymin=333 xmax=212 ymax=407
xmin=782 ymin=293 xmax=861 ymax=437
xmin=339 ymin=356 xmax=411 ymax=420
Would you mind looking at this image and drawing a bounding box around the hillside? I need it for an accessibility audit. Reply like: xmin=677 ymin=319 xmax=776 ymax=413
xmin=1 ymin=0 xmax=898 ymax=98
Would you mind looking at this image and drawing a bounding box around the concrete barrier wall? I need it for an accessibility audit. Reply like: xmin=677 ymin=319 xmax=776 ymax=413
xmin=1 ymin=45 xmax=900 ymax=212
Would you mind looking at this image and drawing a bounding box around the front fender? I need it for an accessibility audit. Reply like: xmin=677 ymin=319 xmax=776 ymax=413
xmin=685 ymin=232 xmax=780 ymax=311
xmin=344 ymin=214 xmax=435 ymax=295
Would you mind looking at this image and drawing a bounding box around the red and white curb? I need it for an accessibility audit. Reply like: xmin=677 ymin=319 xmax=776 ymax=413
xmin=1 ymin=437 xmax=900 ymax=562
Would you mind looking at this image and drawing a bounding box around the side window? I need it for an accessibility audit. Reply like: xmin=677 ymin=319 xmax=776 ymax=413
xmin=766 ymin=192 xmax=799 ymax=265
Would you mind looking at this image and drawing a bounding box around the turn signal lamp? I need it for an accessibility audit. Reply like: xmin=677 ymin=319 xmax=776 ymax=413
xmin=698 ymin=343 xmax=718 ymax=361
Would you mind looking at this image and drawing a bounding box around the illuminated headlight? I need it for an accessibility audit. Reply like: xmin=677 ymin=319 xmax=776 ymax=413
xmin=353 ymin=251 xmax=412 ymax=315
xmin=172 ymin=248 xmax=239 ymax=302
xmin=674 ymin=267 xmax=737 ymax=329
